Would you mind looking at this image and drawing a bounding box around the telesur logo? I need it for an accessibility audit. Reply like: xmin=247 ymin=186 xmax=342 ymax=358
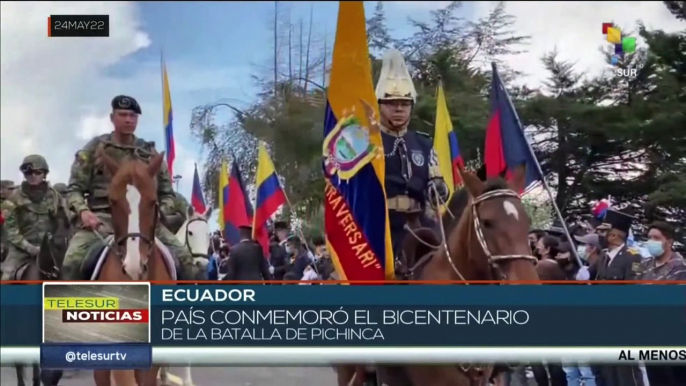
xmin=602 ymin=22 xmax=640 ymax=78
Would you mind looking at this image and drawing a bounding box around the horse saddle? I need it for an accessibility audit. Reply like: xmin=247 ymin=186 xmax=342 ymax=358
xmin=80 ymin=235 xmax=179 ymax=280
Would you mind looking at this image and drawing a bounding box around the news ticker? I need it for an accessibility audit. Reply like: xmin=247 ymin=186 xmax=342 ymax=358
xmin=2 ymin=285 xmax=686 ymax=351
xmin=3 ymin=347 xmax=686 ymax=365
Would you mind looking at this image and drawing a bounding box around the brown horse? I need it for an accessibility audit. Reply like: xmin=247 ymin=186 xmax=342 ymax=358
xmin=337 ymin=166 xmax=539 ymax=386
xmin=92 ymin=149 xmax=173 ymax=386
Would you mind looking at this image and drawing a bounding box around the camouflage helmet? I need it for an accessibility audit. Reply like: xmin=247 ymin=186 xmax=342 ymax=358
xmin=53 ymin=183 xmax=68 ymax=194
xmin=0 ymin=180 xmax=16 ymax=189
xmin=20 ymin=154 xmax=49 ymax=173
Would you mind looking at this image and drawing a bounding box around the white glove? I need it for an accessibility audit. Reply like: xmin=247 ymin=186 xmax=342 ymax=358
xmin=575 ymin=266 xmax=590 ymax=281
xmin=269 ymin=265 xmax=275 ymax=275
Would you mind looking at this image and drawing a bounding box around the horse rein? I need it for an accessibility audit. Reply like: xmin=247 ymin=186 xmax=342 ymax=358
xmin=184 ymin=216 xmax=209 ymax=259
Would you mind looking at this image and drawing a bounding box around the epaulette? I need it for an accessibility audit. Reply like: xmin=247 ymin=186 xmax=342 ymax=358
xmin=627 ymin=247 xmax=640 ymax=255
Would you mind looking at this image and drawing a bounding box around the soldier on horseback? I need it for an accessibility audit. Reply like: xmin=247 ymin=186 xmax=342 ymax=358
xmin=1 ymin=180 xmax=17 ymax=262
xmin=375 ymin=49 xmax=449 ymax=266
xmin=0 ymin=155 xmax=69 ymax=280
xmin=60 ymin=95 xmax=196 ymax=281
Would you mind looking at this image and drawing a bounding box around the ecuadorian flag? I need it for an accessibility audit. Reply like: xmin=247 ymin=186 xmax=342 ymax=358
xmin=253 ymin=142 xmax=286 ymax=254
xmin=323 ymin=1 xmax=393 ymax=281
xmin=218 ymin=161 xmax=230 ymax=239
xmin=434 ymin=81 xmax=464 ymax=198
xmin=161 ymin=57 xmax=175 ymax=176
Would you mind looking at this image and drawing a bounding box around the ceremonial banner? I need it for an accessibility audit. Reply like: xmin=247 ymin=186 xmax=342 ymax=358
xmin=191 ymin=163 xmax=206 ymax=213
xmin=433 ymin=82 xmax=464 ymax=197
xmin=484 ymin=63 xmax=543 ymax=193
xmin=161 ymin=57 xmax=176 ymax=176
xmin=217 ymin=161 xmax=229 ymax=237
xmin=322 ymin=1 xmax=393 ymax=281
xmin=253 ymin=143 xmax=286 ymax=255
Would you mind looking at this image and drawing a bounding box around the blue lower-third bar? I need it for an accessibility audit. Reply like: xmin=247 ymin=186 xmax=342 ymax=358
xmin=41 ymin=343 xmax=152 ymax=369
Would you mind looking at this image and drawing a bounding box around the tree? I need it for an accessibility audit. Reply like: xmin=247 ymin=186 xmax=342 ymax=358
xmin=366 ymin=1 xmax=392 ymax=53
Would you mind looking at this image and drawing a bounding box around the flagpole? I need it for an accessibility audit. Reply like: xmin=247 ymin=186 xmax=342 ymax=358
xmin=491 ymin=62 xmax=582 ymax=268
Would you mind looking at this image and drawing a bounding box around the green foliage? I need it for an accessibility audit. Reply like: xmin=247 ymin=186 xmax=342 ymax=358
xmin=189 ymin=2 xmax=685 ymax=244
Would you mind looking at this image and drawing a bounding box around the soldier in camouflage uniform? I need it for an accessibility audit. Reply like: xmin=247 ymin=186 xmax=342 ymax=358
xmin=0 ymin=155 xmax=68 ymax=280
xmin=52 ymin=183 xmax=75 ymax=225
xmin=1 ymin=180 xmax=18 ymax=262
xmin=166 ymin=191 xmax=190 ymax=234
xmin=61 ymin=95 xmax=195 ymax=280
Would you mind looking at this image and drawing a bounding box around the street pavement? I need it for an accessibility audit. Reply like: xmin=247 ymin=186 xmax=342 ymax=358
xmin=1 ymin=366 xmax=337 ymax=385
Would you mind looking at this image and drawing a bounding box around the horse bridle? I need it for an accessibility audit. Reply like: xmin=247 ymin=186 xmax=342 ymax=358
xmin=184 ymin=216 xmax=209 ymax=259
xmin=431 ymin=187 xmax=537 ymax=281
xmin=110 ymin=202 xmax=160 ymax=275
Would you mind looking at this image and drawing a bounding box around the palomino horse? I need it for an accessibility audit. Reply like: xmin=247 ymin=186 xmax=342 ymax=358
xmin=159 ymin=205 xmax=212 ymax=386
xmin=92 ymin=149 xmax=173 ymax=386
xmin=338 ymin=166 xmax=539 ymax=386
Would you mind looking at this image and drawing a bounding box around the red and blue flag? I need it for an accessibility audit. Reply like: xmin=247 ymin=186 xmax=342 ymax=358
xmin=190 ymin=163 xmax=206 ymax=214
xmin=484 ymin=63 xmax=542 ymax=193
xmin=223 ymin=161 xmax=252 ymax=245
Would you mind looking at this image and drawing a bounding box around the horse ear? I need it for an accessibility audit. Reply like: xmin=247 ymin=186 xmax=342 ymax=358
xmin=508 ymin=165 xmax=527 ymax=194
xmin=460 ymin=165 xmax=483 ymax=198
xmin=148 ymin=151 xmax=165 ymax=177
xmin=203 ymin=206 xmax=213 ymax=219
xmin=97 ymin=146 xmax=119 ymax=176
xmin=187 ymin=205 xmax=195 ymax=218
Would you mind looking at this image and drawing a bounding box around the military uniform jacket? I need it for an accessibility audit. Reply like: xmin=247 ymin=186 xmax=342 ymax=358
xmin=1 ymin=186 xmax=67 ymax=252
xmin=595 ymin=245 xmax=642 ymax=281
xmin=224 ymin=240 xmax=272 ymax=281
xmin=66 ymin=132 xmax=176 ymax=219
xmin=381 ymin=128 xmax=441 ymax=208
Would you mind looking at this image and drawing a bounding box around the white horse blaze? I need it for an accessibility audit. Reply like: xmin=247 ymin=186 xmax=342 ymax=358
xmin=124 ymin=184 xmax=143 ymax=279
xmin=503 ymin=200 xmax=519 ymax=220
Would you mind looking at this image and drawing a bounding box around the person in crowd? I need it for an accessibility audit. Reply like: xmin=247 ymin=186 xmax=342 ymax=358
xmin=638 ymin=221 xmax=685 ymax=281
xmin=313 ymin=236 xmax=335 ymax=280
xmin=528 ymin=229 xmax=548 ymax=259
xmin=223 ymin=225 xmax=272 ymax=281
xmin=284 ymin=234 xmax=311 ymax=280
xmin=637 ymin=221 xmax=686 ymax=385
xmin=217 ymin=244 xmax=230 ymax=280
xmin=595 ymin=223 xmax=611 ymax=249
xmin=595 ymin=209 xmax=642 ymax=281
xmin=574 ymin=233 xmax=603 ymax=280
xmin=594 ymin=210 xmax=644 ymax=386
xmin=269 ymin=221 xmax=289 ymax=280
xmin=536 ymin=235 xmax=560 ymax=261
xmin=554 ymin=242 xmax=585 ymax=280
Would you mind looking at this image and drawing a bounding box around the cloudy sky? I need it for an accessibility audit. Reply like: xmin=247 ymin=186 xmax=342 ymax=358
xmin=1 ymin=1 xmax=681 ymax=227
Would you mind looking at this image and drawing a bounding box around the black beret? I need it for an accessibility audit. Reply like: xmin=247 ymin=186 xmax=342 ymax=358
xmin=111 ymin=95 xmax=142 ymax=114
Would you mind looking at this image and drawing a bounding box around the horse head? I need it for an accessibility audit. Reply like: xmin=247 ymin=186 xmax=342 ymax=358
xmin=444 ymin=165 xmax=538 ymax=281
xmin=177 ymin=205 xmax=212 ymax=260
xmin=98 ymin=147 xmax=165 ymax=280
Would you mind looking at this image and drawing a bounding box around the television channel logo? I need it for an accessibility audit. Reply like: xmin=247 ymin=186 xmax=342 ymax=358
xmin=43 ymin=282 xmax=150 ymax=344
xmin=602 ymin=23 xmax=636 ymax=66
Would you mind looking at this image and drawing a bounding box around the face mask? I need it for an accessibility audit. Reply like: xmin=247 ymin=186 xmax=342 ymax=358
xmin=285 ymin=246 xmax=292 ymax=254
xmin=646 ymin=240 xmax=664 ymax=257
xmin=577 ymin=246 xmax=588 ymax=260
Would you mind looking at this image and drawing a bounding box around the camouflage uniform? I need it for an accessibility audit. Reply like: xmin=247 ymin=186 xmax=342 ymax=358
xmin=1 ymin=156 xmax=67 ymax=280
xmin=52 ymin=183 xmax=75 ymax=225
xmin=1 ymin=180 xmax=18 ymax=262
xmin=637 ymin=252 xmax=686 ymax=281
xmin=62 ymin=132 xmax=195 ymax=280
xmin=166 ymin=192 xmax=190 ymax=234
